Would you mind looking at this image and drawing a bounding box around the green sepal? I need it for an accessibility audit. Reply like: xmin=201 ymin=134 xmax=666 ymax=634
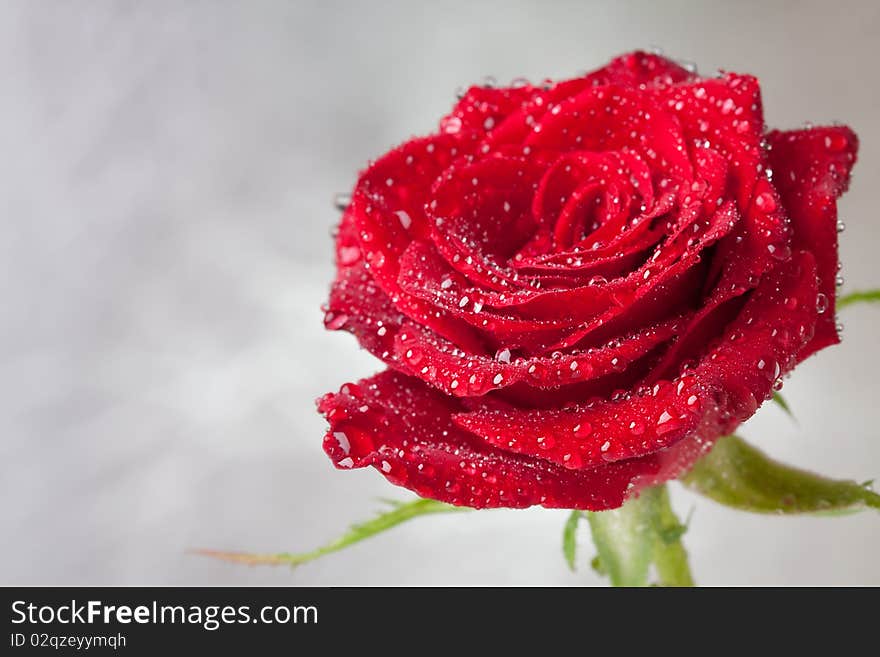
xmin=771 ymin=392 xmax=795 ymax=421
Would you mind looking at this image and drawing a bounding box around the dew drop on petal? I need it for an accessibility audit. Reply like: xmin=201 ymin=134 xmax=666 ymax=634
xmin=755 ymin=192 xmax=777 ymax=212
xmin=573 ymin=422 xmax=592 ymax=438
xmin=333 ymin=431 xmax=351 ymax=454
xmin=629 ymin=420 xmax=645 ymax=435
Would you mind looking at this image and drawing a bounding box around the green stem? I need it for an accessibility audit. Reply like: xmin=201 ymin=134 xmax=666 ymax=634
xmin=650 ymin=486 xmax=695 ymax=587
xmin=586 ymin=484 xmax=694 ymax=587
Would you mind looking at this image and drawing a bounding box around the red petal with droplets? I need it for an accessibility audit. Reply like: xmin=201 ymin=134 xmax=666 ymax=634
xmin=767 ymin=125 xmax=858 ymax=359
xmin=319 ymin=370 xmax=670 ymax=510
xmin=394 ymin=318 xmax=681 ymax=397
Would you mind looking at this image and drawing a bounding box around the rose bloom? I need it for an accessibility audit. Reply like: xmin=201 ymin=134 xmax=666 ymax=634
xmin=318 ymin=51 xmax=857 ymax=510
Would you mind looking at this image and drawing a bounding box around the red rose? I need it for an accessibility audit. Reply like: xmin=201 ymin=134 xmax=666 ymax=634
xmin=317 ymin=51 xmax=858 ymax=510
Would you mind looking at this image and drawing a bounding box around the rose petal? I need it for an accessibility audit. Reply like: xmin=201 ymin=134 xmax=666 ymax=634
xmin=661 ymin=74 xmax=765 ymax=208
xmin=589 ymin=51 xmax=696 ymax=89
xmin=318 ymin=370 xmax=665 ymax=510
xmin=767 ymin=125 xmax=858 ymax=359
xmin=441 ymin=84 xmax=541 ymax=135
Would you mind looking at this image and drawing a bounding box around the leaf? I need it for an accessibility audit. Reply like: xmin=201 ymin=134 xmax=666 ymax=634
xmin=771 ymin=392 xmax=795 ymax=421
xmin=562 ymin=510 xmax=582 ymax=571
xmin=195 ymin=498 xmax=468 ymax=568
xmin=837 ymin=289 xmax=880 ymax=310
xmin=682 ymin=435 xmax=880 ymax=515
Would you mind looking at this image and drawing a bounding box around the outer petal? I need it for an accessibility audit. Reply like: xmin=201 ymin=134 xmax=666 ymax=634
xmin=477 ymin=51 xmax=692 ymax=153
xmin=440 ymin=84 xmax=541 ymax=136
xmin=346 ymin=135 xmax=487 ymax=352
xmin=319 ymin=370 xmax=664 ymax=510
xmin=659 ymin=73 xmax=766 ymax=208
xmin=767 ymin=125 xmax=858 ymax=359
xmin=324 ymin=261 xmax=406 ymax=365
xmin=587 ymin=51 xmax=696 ymax=89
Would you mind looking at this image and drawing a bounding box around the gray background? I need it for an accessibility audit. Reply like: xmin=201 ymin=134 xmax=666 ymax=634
xmin=2 ymin=0 xmax=878 ymax=586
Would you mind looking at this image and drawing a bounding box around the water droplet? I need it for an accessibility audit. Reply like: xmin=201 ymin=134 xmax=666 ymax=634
xmin=836 ymin=220 xmax=846 ymax=233
xmin=755 ymin=192 xmax=777 ymax=212
xmin=656 ymin=410 xmax=684 ymax=436
xmin=816 ymin=293 xmax=828 ymax=314
xmin=441 ymin=116 xmax=462 ymax=134
xmin=496 ymin=348 xmax=511 ymax=363
xmin=493 ymin=373 xmax=504 ymax=385
xmin=629 ymin=420 xmax=645 ymax=435
xmin=395 ymin=210 xmax=412 ymax=229
xmin=338 ymin=245 xmax=361 ymax=266
xmin=573 ymin=422 xmax=592 ymax=437
xmin=333 ymin=193 xmax=351 ymax=211
xmin=325 ymin=312 xmax=348 ymax=330
xmin=333 ymin=431 xmax=351 ymax=454
xmin=825 ymin=133 xmax=848 ymax=151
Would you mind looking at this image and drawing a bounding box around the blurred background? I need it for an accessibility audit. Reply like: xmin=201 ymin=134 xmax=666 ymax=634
xmin=2 ymin=0 xmax=878 ymax=585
